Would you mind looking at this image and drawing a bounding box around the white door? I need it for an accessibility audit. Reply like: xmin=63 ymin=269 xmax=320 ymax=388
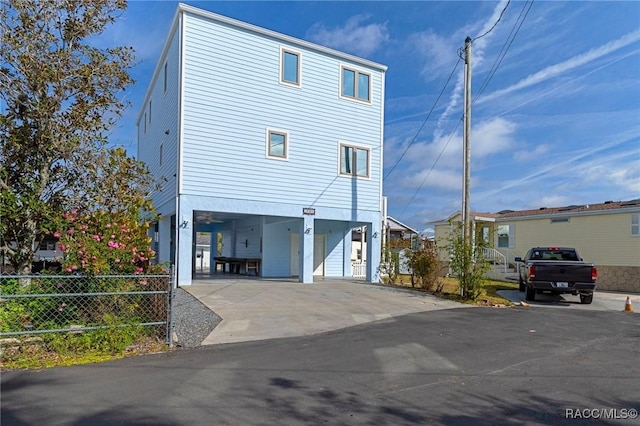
xmin=290 ymin=233 xmax=326 ymax=276
xmin=290 ymin=233 xmax=299 ymax=276
xmin=313 ymin=234 xmax=325 ymax=276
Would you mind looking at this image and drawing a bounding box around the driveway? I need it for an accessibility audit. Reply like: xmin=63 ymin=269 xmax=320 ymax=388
xmin=498 ymin=289 xmax=638 ymax=311
xmin=184 ymin=278 xmax=467 ymax=345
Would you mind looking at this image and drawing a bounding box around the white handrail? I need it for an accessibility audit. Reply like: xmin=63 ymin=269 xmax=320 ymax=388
xmin=481 ymin=248 xmax=507 ymax=273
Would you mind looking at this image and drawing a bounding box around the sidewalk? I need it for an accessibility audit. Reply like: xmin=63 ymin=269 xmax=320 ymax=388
xmin=184 ymin=278 xmax=467 ymax=345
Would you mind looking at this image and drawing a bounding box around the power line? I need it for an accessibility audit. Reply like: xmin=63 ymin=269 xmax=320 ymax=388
xmin=473 ymin=0 xmax=511 ymax=42
xmin=399 ymin=119 xmax=462 ymax=218
xmin=384 ymin=57 xmax=461 ymax=180
xmin=473 ymin=0 xmax=535 ymax=103
xmin=397 ymin=1 xmax=529 ymax=219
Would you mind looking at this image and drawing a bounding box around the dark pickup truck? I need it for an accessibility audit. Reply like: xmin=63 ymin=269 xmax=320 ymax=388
xmin=515 ymin=247 xmax=597 ymax=304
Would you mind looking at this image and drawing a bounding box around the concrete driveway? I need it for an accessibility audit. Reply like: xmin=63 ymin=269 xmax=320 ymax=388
xmin=498 ymin=288 xmax=638 ymax=311
xmin=184 ymin=278 xmax=467 ymax=345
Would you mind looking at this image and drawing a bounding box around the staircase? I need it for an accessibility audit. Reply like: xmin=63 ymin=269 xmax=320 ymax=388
xmin=481 ymin=248 xmax=518 ymax=282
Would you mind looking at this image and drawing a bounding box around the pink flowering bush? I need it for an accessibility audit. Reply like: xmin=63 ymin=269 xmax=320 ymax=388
xmin=56 ymin=209 xmax=162 ymax=275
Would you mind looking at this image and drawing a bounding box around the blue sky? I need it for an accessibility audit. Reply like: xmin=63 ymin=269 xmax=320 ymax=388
xmin=104 ymin=0 xmax=640 ymax=232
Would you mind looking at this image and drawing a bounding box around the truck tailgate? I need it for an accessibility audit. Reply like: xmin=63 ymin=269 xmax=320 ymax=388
xmin=533 ymin=262 xmax=594 ymax=282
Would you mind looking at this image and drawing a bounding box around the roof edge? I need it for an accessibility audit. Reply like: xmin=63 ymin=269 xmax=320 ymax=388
xmin=178 ymin=3 xmax=388 ymax=72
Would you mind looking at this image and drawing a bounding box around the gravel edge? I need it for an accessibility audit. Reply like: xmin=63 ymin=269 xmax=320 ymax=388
xmin=171 ymin=287 xmax=221 ymax=348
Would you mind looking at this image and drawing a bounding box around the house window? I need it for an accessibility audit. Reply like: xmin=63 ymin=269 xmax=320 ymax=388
xmin=341 ymin=66 xmax=371 ymax=102
xmin=551 ymin=218 xmax=569 ymax=223
xmin=281 ymin=49 xmax=300 ymax=86
xmin=481 ymin=226 xmax=490 ymax=244
xmin=267 ymin=129 xmax=288 ymax=159
xmin=340 ymin=143 xmax=370 ymax=178
xmin=497 ymin=224 xmax=513 ymax=248
xmin=163 ymin=62 xmax=168 ymax=94
xmin=632 ymin=213 xmax=639 ymax=236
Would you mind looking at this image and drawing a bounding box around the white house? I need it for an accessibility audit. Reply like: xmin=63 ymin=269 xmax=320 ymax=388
xmin=137 ymin=4 xmax=386 ymax=286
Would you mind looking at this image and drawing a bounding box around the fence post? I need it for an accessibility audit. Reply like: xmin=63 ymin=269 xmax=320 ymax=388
xmin=166 ymin=266 xmax=176 ymax=347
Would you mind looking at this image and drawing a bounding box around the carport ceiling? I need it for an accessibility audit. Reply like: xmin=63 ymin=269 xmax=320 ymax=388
xmin=194 ymin=211 xmax=251 ymax=224
xmin=194 ymin=211 xmax=301 ymax=225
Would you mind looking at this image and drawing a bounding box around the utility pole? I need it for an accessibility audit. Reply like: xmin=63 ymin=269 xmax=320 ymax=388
xmin=462 ymin=36 xmax=472 ymax=248
xmin=460 ymin=36 xmax=472 ymax=298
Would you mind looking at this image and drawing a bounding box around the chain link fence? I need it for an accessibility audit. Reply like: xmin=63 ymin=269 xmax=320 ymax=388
xmin=0 ymin=274 xmax=173 ymax=345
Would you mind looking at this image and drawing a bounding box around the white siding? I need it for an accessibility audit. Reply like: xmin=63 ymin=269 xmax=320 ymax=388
xmin=179 ymin=12 xmax=383 ymax=212
xmin=137 ymin=22 xmax=181 ymax=215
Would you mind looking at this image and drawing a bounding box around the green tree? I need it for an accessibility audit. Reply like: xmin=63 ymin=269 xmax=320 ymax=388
xmin=445 ymin=222 xmax=490 ymax=300
xmin=0 ymin=0 xmax=136 ymax=273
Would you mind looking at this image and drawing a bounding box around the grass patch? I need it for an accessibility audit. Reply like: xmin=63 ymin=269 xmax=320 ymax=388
xmin=1 ymin=335 xmax=169 ymax=371
xmin=390 ymin=275 xmax=519 ymax=306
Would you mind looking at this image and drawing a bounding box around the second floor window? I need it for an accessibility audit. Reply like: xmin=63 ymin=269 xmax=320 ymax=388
xmin=281 ymin=49 xmax=300 ymax=86
xmin=341 ymin=66 xmax=370 ymax=102
xmin=340 ymin=143 xmax=369 ymax=178
xmin=267 ymin=130 xmax=288 ymax=159
xmin=163 ymin=62 xmax=168 ymax=94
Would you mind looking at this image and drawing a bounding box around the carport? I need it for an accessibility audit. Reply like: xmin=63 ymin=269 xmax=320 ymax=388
xmin=179 ymin=210 xmax=376 ymax=284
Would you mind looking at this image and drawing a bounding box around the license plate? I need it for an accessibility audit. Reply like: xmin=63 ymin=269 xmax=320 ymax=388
xmin=556 ymin=282 xmax=568 ymax=288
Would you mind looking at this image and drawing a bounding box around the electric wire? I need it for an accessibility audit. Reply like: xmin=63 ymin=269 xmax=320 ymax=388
xmin=399 ymin=119 xmax=462 ymax=217
xmin=473 ymin=0 xmax=511 ymax=42
xmin=473 ymin=0 xmax=535 ymax=103
xmin=396 ymin=0 xmax=536 ymax=221
xmin=383 ymin=57 xmax=462 ymax=180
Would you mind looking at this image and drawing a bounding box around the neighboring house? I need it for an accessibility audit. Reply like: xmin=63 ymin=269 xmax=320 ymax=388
xmin=386 ymin=216 xmax=419 ymax=248
xmin=137 ymin=4 xmax=386 ymax=286
xmin=431 ymin=200 xmax=640 ymax=292
xmin=351 ymin=216 xmax=418 ymax=261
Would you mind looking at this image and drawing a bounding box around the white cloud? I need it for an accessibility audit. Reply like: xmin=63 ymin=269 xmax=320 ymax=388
xmin=514 ymin=143 xmax=550 ymax=162
xmin=306 ymin=15 xmax=389 ymax=57
xmin=576 ymin=150 xmax=640 ymax=193
xmin=472 ymin=117 xmax=517 ymax=157
xmin=400 ymin=168 xmax=461 ymax=192
xmin=610 ymin=167 xmax=640 ymax=192
xmin=537 ymin=195 xmax=572 ymax=209
xmin=481 ymin=29 xmax=640 ymax=103
xmin=409 ymin=30 xmax=457 ymax=76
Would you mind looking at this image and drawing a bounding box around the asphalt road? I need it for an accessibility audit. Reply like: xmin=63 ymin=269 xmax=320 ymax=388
xmin=2 ymin=307 xmax=639 ymax=425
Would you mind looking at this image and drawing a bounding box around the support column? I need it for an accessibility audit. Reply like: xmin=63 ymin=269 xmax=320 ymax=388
xmin=366 ymin=222 xmax=381 ymax=282
xmin=177 ymin=209 xmax=193 ymax=286
xmin=299 ymin=215 xmax=314 ymax=284
xmin=343 ymin=225 xmax=352 ymax=277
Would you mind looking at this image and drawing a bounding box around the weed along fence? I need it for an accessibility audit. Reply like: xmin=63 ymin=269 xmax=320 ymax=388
xmin=0 ymin=274 xmax=173 ymax=346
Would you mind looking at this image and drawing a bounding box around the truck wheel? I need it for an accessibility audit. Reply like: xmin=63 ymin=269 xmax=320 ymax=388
xmin=518 ymin=276 xmax=525 ymax=292
xmin=580 ymin=294 xmax=593 ymax=304
xmin=525 ymin=285 xmax=536 ymax=301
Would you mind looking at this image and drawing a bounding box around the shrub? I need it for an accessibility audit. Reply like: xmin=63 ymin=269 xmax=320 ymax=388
xmin=406 ymin=243 xmax=442 ymax=291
